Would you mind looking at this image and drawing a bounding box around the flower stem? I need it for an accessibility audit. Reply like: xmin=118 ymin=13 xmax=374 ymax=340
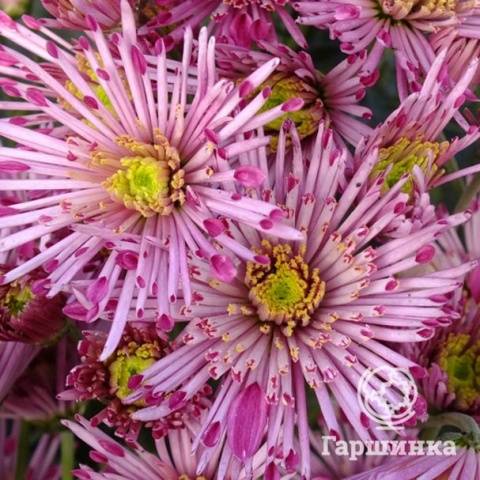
xmin=61 ymin=431 xmax=74 ymax=480
xmin=15 ymin=422 xmax=29 ymax=480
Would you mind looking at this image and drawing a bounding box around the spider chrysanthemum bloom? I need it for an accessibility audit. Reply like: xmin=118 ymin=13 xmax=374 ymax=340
xmin=141 ymin=0 xmax=306 ymax=50
xmin=125 ymin=120 xmax=475 ymax=477
xmin=295 ymin=0 xmax=480 ymax=96
xmin=65 ymin=413 xmax=270 ymax=480
xmin=0 ymin=2 xmax=304 ymax=360
xmin=402 ymin=200 xmax=480 ymax=419
xmin=59 ymin=323 xmax=212 ymax=441
xmin=0 ymin=265 xmax=67 ymax=344
xmin=354 ymin=50 xmax=480 ymax=236
xmin=216 ymin=41 xmax=374 ymax=148
xmin=431 ymin=26 xmax=480 ymax=89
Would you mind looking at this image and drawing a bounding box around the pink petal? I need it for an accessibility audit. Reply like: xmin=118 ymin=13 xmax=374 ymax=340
xmin=234 ymin=166 xmax=266 ymax=188
xmin=227 ymin=382 xmax=268 ymax=462
xmin=210 ymin=255 xmax=236 ymax=283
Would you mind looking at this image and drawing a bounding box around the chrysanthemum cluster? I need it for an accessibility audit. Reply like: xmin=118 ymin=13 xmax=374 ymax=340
xmin=1 ymin=0 xmax=480 ymax=478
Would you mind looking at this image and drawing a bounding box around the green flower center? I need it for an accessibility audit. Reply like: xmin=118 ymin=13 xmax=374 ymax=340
xmin=244 ymin=241 xmax=325 ymax=336
xmin=101 ymin=132 xmax=185 ymax=217
xmin=438 ymin=333 xmax=480 ymax=410
xmin=2 ymin=284 xmax=33 ymax=316
xmin=109 ymin=342 xmax=158 ymax=400
xmin=255 ymin=72 xmax=323 ymax=151
xmin=370 ymin=137 xmax=448 ymax=194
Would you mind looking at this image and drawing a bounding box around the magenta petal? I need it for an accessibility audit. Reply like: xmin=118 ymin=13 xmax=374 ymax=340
xmin=86 ymin=276 xmax=108 ymax=304
xmin=234 ymin=165 xmax=266 ymax=188
xmin=415 ymin=244 xmax=435 ymax=263
xmin=0 ymin=161 xmax=30 ymax=172
xmin=116 ymin=250 xmax=138 ymax=270
xmin=202 ymin=421 xmax=221 ymax=447
xmin=63 ymin=302 xmax=89 ymax=321
xmin=156 ymin=313 xmax=174 ymax=332
xmin=468 ymin=265 xmax=480 ymax=302
xmin=98 ymin=440 xmax=124 ymax=457
xmin=168 ymin=390 xmax=187 ymax=409
xmin=204 ymin=218 xmax=226 ymax=237
xmin=265 ymin=462 xmax=281 ymax=480
xmin=210 ymin=255 xmax=236 ymax=282
xmin=227 ymin=382 xmax=268 ymax=462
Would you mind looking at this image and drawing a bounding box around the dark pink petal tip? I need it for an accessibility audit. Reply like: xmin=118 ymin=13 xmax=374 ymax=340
xmin=234 ymin=165 xmax=266 ymax=188
xmin=156 ymin=313 xmax=174 ymax=332
xmin=210 ymin=254 xmax=236 ymax=283
xmin=127 ymin=374 xmax=144 ymax=390
xmin=281 ymin=97 xmax=304 ymax=112
xmin=239 ymin=80 xmax=254 ymax=98
xmin=98 ymin=440 xmax=124 ymax=457
xmin=204 ymin=218 xmax=225 ymax=237
xmin=168 ymin=391 xmax=187 ymax=409
xmin=415 ymin=244 xmax=435 ymax=264
xmin=202 ymin=421 xmax=221 ymax=447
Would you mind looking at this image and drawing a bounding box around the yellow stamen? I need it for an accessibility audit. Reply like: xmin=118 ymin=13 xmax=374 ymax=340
xmin=370 ymin=137 xmax=448 ymax=194
xmin=438 ymin=333 xmax=480 ymax=410
xmin=2 ymin=283 xmax=33 ymax=316
xmin=102 ymin=131 xmax=185 ymax=217
xmin=108 ymin=341 xmax=160 ymax=402
xmin=246 ymin=240 xmax=325 ymax=335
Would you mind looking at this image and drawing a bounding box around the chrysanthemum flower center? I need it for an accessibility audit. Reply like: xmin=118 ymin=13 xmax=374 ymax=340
xmin=379 ymin=0 xmax=456 ymax=20
xmin=2 ymin=283 xmax=33 ymax=316
xmin=223 ymin=0 xmax=289 ymax=10
xmin=101 ymin=132 xmax=185 ymax=217
xmin=256 ymin=72 xmax=323 ymax=150
xmin=109 ymin=341 xmax=160 ymax=401
xmin=244 ymin=241 xmax=325 ymax=336
xmin=371 ymin=137 xmax=448 ymax=194
xmin=438 ymin=333 xmax=480 ymax=409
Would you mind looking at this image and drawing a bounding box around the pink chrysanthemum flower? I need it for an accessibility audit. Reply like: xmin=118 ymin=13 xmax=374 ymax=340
xmin=401 ymin=201 xmax=480 ymax=418
xmin=354 ymin=51 xmax=480 ymax=236
xmin=124 ymin=120 xmax=475 ymax=477
xmin=295 ymin=0 xmax=480 ymax=96
xmin=0 ymin=2 xmax=304 ymax=360
xmin=142 ymin=0 xmax=306 ymax=50
xmin=216 ymin=41 xmax=374 ymax=148
xmin=59 ymin=323 xmax=212 ymax=441
xmin=0 ymin=264 xmax=67 ymax=344
xmin=346 ymin=413 xmax=480 ymax=480
xmin=65 ymin=412 xmax=270 ymax=480
xmin=431 ymin=27 xmax=480 ymax=89
xmin=0 ymin=419 xmax=62 ymax=480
